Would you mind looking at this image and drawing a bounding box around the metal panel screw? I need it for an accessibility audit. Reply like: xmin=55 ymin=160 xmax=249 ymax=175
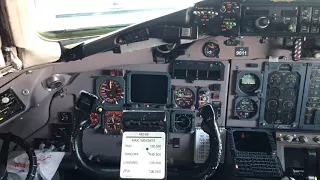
xmin=22 ymin=89 xmax=30 ymax=95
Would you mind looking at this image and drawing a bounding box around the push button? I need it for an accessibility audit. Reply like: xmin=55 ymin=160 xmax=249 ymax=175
xmin=172 ymin=138 xmax=180 ymax=148
xmin=313 ymin=9 xmax=320 ymax=16
xmin=1 ymin=97 xmax=9 ymax=104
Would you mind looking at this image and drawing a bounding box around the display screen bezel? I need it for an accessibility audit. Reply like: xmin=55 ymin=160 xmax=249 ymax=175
xmin=127 ymin=71 xmax=171 ymax=106
xmin=232 ymin=130 xmax=273 ymax=153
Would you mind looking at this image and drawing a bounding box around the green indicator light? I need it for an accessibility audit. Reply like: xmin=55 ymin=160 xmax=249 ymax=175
xmin=178 ymin=93 xmax=183 ymax=97
xmin=226 ymin=22 xmax=229 ymax=25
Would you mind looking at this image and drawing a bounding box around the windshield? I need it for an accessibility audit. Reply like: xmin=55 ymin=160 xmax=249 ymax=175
xmin=35 ymin=0 xmax=199 ymax=40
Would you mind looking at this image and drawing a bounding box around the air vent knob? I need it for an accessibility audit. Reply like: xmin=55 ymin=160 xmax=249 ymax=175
xmin=45 ymin=74 xmax=65 ymax=90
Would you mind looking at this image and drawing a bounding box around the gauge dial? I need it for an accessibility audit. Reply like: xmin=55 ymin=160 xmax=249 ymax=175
xmin=267 ymin=100 xmax=279 ymax=109
xmin=203 ymin=42 xmax=220 ymax=57
xmin=268 ymin=87 xmax=280 ymax=97
xmin=235 ymin=98 xmax=258 ymax=119
xmin=285 ymin=73 xmax=299 ymax=85
xmin=281 ymin=112 xmax=294 ymax=124
xmin=268 ymin=72 xmax=282 ymax=85
xmin=239 ymin=74 xmax=260 ymax=94
xmin=284 ymin=88 xmax=295 ymax=99
xmin=104 ymin=111 xmax=123 ymax=134
xmin=174 ymin=114 xmax=193 ymax=132
xmin=99 ymin=80 xmax=123 ymax=104
xmin=283 ymin=100 xmax=294 ymax=109
xmin=265 ymin=111 xmax=278 ymax=124
xmin=174 ymin=88 xmax=195 ymax=108
xmin=90 ymin=113 xmax=100 ymax=127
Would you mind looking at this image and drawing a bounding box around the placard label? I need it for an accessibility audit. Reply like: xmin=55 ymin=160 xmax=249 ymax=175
xmin=120 ymin=132 xmax=166 ymax=179
xmin=235 ymin=47 xmax=249 ymax=57
xmin=194 ymin=128 xmax=210 ymax=163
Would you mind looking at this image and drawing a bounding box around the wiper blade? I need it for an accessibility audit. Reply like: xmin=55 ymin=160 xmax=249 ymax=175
xmin=59 ymin=8 xmax=193 ymax=62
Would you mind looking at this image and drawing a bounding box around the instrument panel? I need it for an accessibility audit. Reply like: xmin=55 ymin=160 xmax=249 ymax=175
xmin=226 ymin=59 xmax=320 ymax=131
xmin=5 ymin=1 xmax=320 ymax=176
xmin=91 ymin=62 xmax=228 ymax=137
xmin=260 ymin=63 xmax=305 ymax=129
xmin=89 ymin=59 xmax=320 ymax=134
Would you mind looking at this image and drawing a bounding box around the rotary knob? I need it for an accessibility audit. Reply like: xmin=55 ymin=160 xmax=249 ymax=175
xmin=276 ymin=136 xmax=284 ymax=142
xmin=284 ymin=135 xmax=294 ymax=142
xmin=299 ymin=136 xmax=308 ymax=143
xmin=255 ymin=17 xmax=270 ymax=29
xmin=302 ymin=11 xmax=309 ymax=17
xmin=220 ymin=5 xmax=226 ymax=13
xmin=314 ymin=136 xmax=320 ymax=144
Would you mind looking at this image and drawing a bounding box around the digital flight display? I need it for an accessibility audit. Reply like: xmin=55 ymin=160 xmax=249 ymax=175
xmin=239 ymin=73 xmax=260 ymax=94
xmin=130 ymin=73 xmax=169 ymax=104
xmin=233 ymin=131 xmax=272 ymax=153
xmin=241 ymin=74 xmax=257 ymax=85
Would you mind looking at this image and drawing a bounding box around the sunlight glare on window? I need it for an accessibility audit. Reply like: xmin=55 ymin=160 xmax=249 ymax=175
xmin=35 ymin=0 xmax=200 ymax=33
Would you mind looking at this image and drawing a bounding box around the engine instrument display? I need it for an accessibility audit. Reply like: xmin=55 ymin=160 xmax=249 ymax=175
xmin=268 ymin=88 xmax=280 ymax=98
xmin=239 ymin=74 xmax=260 ymax=93
xmin=235 ymin=98 xmax=258 ymax=119
xmin=281 ymin=112 xmax=294 ymax=124
xmin=261 ymin=63 xmax=306 ymax=128
xmin=203 ymin=42 xmax=220 ymax=58
xmin=128 ymin=72 xmax=170 ymax=105
xmin=267 ymin=100 xmax=278 ymax=109
xmin=265 ymin=111 xmax=278 ymax=123
xmin=284 ymin=88 xmax=295 ymax=99
xmin=268 ymin=72 xmax=282 ymax=85
xmin=285 ymin=73 xmax=298 ymax=85
xmin=104 ymin=111 xmax=123 ymax=134
xmin=99 ymin=80 xmax=123 ymax=104
xmin=173 ymin=87 xmax=196 ymax=108
xmin=283 ymin=100 xmax=294 ymax=109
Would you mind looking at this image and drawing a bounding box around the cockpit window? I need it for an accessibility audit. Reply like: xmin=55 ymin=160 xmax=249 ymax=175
xmin=35 ymin=0 xmax=199 ymax=40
